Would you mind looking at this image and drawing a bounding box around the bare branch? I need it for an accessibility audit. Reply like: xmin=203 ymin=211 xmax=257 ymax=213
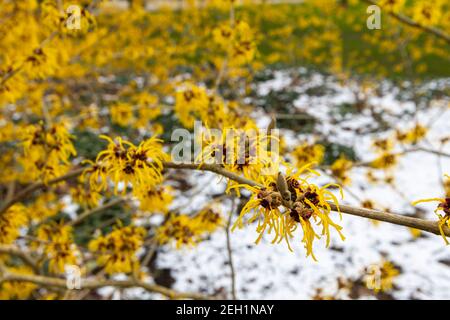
xmin=329 ymin=203 xmax=450 ymax=237
xmin=68 ymin=197 xmax=128 ymax=227
xmin=0 ymin=244 xmax=40 ymax=274
xmin=2 ymin=161 xmax=448 ymax=240
xmin=0 ymin=167 xmax=85 ymax=215
xmin=163 ymin=162 xmax=450 ymax=238
xmin=1 ymin=272 xmax=211 ymax=300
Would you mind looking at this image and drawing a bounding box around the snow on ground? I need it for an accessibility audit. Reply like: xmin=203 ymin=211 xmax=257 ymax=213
xmin=157 ymin=70 xmax=450 ymax=299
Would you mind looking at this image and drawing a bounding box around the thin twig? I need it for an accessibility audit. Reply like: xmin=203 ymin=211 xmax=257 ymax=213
xmin=415 ymin=147 xmax=450 ymax=159
xmin=0 ymin=167 xmax=85 ymax=215
xmin=68 ymin=197 xmax=128 ymax=227
xmin=164 ymin=162 xmax=262 ymax=187
xmin=141 ymin=238 xmax=158 ymax=268
xmin=351 ymin=147 xmax=450 ymax=168
xmin=225 ymin=198 xmax=237 ymax=300
xmin=1 ymin=272 xmax=211 ymax=300
xmin=0 ymin=244 xmax=40 ymax=274
xmin=4 ymin=181 xmax=15 ymax=204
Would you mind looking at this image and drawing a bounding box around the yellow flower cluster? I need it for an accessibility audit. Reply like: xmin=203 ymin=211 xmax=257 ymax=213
xmin=444 ymin=175 xmax=450 ymax=198
xmin=82 ymin=135 xmax=168 ymax=194
xmin=371 ymin=153 xmax=397 ymax=170
xmin=0 ymin=266 xmax=37 ymax=300
xmin=395 ymin=124 xmax=428 ymax=146
xmin=291 ymin=142 xmax=325 ymax=169
xmin=41 ymin=0 xmax=96 ymax=35
xmin=134 ymin=185 xmax=173 ymax=215
xmin=378 ymin=0 xmax=406 ymax=13
xmin=413 ymin=180 xmax=450 ymax=244
xmin=20 ymin=122 xmax=76 ymax=184
xmin=88 ymin=225 xmax=146 ymax=274
xmin=27 ymin=192 xmax=65 ymax=222
xmin=0 ymin=204 xmax=28 ymax=245
xmin=70 ymin=185 xmax=102 ymax=209
xmin=175 ymin=83 xmax=209 ymax=129
xmin=365 ymin=260 xmax=400 ymax=293
xmin=231 ymin=166 xmax=344 ymax=260
xmin=175 ymin=84 xmax=247 ymax=129
xmin=134 ymin=93 xmax=161 ymax=129
xmin=413 ymin=0 xmax=444 ymax=26
xmin=110 ymin=102 xmax=135 ymax=127
xmin=402 ymin=124 xmax=428 ymax=145
xmin=370 ymin=124 xmax=428 ymax=171
xmin=331 ymin=155 xmax=353 ymax=185
xmin=35 ymin=222 xmax=79 ymax=274
xmin=213 ymin=20 xmax=256 ymax=66
xmin=156 ymin=208 xmax=223 ymax=248
xmin=197 ymin=124 xmax=277 ymax=183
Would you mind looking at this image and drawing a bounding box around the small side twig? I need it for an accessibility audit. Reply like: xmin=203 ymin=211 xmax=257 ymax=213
xmin=0 ymin=244 xmax=40 ymax=274
xmin=225 ymin=198 xmax=237 ymax=300
xmin=68 ymin=197 xmax=128 ymax=227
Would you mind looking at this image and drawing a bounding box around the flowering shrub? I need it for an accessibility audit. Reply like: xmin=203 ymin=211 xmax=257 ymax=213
xmin=0 ymin=0 xmax=449 ymax=300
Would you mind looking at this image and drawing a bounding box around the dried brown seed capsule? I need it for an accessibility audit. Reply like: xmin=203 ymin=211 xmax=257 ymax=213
xmin=257 ymin=189 xmax=282 ymax=209
xmin=290 ymin=201 xmax=313 ymax=221
xmin=304 ymin=189 xmax=320 ymax=206
xmin=438 ymin=198 xmax=450 ymax=215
